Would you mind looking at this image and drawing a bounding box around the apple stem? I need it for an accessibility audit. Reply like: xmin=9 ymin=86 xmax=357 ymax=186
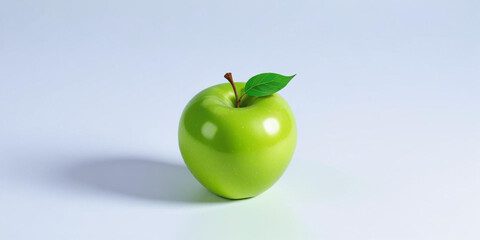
xmin=224 ymin=72 xmax=240 ymax=108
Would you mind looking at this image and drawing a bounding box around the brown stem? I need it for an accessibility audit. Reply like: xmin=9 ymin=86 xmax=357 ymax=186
xmin=224 ymin=72 xmax=239 ymax=108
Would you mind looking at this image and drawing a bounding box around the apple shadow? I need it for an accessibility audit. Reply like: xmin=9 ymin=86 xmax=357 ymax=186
xmin=66 ymin=157 xmax=230 ymax=204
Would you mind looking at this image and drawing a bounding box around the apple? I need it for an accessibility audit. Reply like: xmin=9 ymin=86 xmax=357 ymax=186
xmin=178 ymin=73 xmax=296 ymax=199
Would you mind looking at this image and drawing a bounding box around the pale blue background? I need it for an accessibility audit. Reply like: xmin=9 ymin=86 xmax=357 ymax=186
xmin=1 ymin=0 xmax=479 ymax=239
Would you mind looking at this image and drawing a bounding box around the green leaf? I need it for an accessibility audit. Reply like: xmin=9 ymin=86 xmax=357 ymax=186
xmin=244 ymin=73 xmax=296 ymax=97
xmin=240 ymin=87 xmax=245 ymax=96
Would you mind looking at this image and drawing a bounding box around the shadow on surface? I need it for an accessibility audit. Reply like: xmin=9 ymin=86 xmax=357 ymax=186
xmin=66 ymin=157 xmax=229 ymax=204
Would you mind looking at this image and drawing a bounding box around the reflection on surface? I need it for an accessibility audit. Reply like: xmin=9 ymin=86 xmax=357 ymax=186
xmin=179 ymin=189 xmax=307 ymax=240
xmin=263 ymin=118 xmax=280 ymax=135
xmin=201 ymin=121 xmax=217 ymax=140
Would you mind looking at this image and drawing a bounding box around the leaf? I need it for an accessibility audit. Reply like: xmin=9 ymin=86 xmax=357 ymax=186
xmin=244 ymin=73 xmax=296 ymax=97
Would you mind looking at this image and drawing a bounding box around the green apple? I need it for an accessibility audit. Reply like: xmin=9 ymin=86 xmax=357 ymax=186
xmin=178 ymin=74 xmax=296 ymax=199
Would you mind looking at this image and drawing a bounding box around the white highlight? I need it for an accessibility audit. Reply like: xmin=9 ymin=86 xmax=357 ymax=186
xmin=201 ymin=121 xmax=217 ymax=139
xmin=263 ymin=118 xmax=280 ymax=135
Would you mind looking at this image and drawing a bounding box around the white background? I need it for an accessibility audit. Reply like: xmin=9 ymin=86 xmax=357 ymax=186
xmin=1 ymin=0 xmax=479 ymax=239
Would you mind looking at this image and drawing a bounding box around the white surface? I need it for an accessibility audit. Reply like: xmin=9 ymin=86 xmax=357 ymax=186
xmin=1 ymin=1 xmax=479 ymax=239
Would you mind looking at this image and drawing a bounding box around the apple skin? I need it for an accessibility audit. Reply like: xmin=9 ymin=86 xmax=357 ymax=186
xmin=178 ymin=82 xmax=297 ymax=199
